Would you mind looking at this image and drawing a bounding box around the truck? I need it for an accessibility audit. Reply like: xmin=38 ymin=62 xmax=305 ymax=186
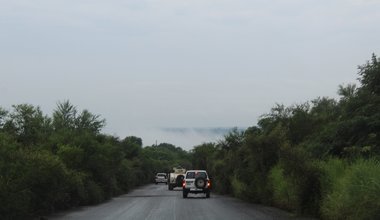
xmin=168 ymin=167 xmax=186 ymax=190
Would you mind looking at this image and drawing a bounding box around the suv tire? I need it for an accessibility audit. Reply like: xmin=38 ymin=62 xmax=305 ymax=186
xmin=195 ymin=177 xmax=206 ymax=189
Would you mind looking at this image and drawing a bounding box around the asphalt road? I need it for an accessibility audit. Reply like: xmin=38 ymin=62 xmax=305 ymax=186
xmin=49 ymin=184 xmax=308 ymax=220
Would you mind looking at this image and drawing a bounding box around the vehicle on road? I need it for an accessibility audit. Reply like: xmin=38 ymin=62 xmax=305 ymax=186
xmin=168 ymin=167 xmax=186 ymax=190
xmin=182 ymin=170 xmax=211 ymax=198
xmin=155 ymin=173 xmax=168 ymax=184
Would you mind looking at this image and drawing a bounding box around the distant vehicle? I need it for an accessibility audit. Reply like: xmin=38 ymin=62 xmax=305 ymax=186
xmin=155 ymin=173 xmax=168 ymax=184
xmin=168 ymin=167 xmax=186 ymax=190
xmin=182 ymin=170 xmax=211 ymax=198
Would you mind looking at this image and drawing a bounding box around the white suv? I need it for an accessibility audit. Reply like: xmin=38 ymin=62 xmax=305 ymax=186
xmin=155 ymin=173 xmax=168 ymax=184
xmin=182 ymin=170 xmax=211 ymax=198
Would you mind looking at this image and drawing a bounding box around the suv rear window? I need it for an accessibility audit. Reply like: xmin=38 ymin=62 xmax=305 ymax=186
xmin=186 ymin=171 xmax=207 ymax=179
xmin=157 ymin=173 xmax=166 ymax=177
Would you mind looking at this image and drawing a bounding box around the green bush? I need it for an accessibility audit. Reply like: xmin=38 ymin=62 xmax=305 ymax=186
xmin=25 ymin=151 xmax=71 ymax=213
xmin=278 ymin=146 xmax=322 ymax=215
xmin=210 ymin=159 xmax=232 ymax=194
xmin=116 ymin=159 xmax=134 ymax=192
xmin=0 ymin=148 xmax=32 ymax=219
xmin=57 ymin=145 xmax=85 ymax=170
xmin=268 ymin=165 xmax=299 ymax=211
xmin=321 ymin=159 xmax=380 ymax=220
xmin=85 ymin=180 xmax=105 ymax=205
xmin=0 ymin=147 xmax=72 ymax=219
xmin=319 ymin=158 xmax=346 ymax=197
xmin=231 ymin=175 xmax=248 ymax=199
xmin=1 ymin=102 xmax=194 ymax=218
xmin=66 ymin=171 xmax=88 ymax=206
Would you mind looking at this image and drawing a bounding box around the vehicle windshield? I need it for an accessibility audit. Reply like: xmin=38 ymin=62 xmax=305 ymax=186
xmin=186 ymin=171 xmax=207 ymax=179
xmin=157 ymin=174 xmax=166 ymax=177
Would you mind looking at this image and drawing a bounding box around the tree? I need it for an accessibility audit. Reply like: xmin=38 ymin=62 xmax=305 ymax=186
xmin=0 ymin=107 xmax=8 ymax=129
xmin=338 ymin=84 xmax=357 ymax=101
xmin=4 ymin=104 xmax=50 ymax=146
xmin=75 ymin=109 xmax=105 ymax=134
xmin=53 ymin=100 xmax=77 ymax=131
xmin=192 ymin=143 xmax=216 ymax=170
xmin=358 ymin=53 xmax=380 ymax=95
xmin=121 ymin=136 xmax=143 ymax=159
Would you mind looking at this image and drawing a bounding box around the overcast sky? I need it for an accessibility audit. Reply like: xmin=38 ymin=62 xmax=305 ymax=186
xmin=1 ymin=0 xmax=380 ymax=149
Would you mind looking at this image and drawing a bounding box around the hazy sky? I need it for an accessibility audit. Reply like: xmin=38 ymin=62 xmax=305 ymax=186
xmin=1 ymin=0 xmax=380 ymax=149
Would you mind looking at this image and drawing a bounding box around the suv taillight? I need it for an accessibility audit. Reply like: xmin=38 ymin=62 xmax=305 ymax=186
xmin=182 ymin=180 xmax=186 ymax=188
xmin=207 ymin=180 xmax=211 ymax=188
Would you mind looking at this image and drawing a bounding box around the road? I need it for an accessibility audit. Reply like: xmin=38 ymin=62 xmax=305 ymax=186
xmin=49 ymin=184 xmax=308 ymax=220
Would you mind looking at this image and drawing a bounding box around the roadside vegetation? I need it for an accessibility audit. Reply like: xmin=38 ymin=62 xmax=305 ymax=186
xmin=0 ymin=101 xmax=191 ymax=219
xmin=192 ymin=54 xmax=380 ymax=219
xmin=0 ymin=54 xmax=379 ymax=219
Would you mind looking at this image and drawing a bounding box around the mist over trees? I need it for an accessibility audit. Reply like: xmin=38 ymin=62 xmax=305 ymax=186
xmin=1 ymin=54 xmax=380 ymax=219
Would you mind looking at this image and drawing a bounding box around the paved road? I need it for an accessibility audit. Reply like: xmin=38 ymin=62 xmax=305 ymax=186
xmin=49 ymin=184 xmax=307 ymax=220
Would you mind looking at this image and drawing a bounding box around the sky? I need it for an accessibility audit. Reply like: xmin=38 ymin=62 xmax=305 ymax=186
xmin=1 ymin=0 xmax=380 ymax=149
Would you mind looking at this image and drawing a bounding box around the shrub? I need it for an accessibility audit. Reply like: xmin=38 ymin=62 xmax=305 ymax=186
xmin=57 ymin=145 xmax=85 ymax=170
xmin=0 ymin=147 xmax=72 ymax=219
xmin=268 ymin=165 xmax=299 ymax=211
xmin=231 ymin=175 xmax=248 ymax=199
xmin=66 ymin=171 xmax=88 ymax=206
xmin=319 ymin=158 xmax=346 ymax=197
xmin=210 ymin=159 xmax=232 ymax=194
xmin=321 ymin=159 xmax=380 ymax=220
xmin=85 ymin=180 xmax=105 ymax=205
xmin=116 ymin=159 xmax=134 ymax=192
xmin=278 ymin=146 xmax=322 ymax=215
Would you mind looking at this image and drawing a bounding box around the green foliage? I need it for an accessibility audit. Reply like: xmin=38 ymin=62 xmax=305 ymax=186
xmin=268 ymin=165 xmax=298 ymax=210
xmin=0 ymin=107 xmax=8 ymax=129
xmin=321 ymin=159 xmax=380 ymax=220
xmin=121 ymin=136 xmax=142 ymax=159
xmin=358 ymin=53 xmax=380 ymax=95
xmin=0 ymin=101 xmax=189 ymax=219
xmin=57 ymin=145 xmax=85 ymax=170
xmin=278 ymin=146 xmax=322 ymax=214
xmin=192 ymin=143 xmax=216 ymax=171
xmin=84 ymin=180 xmax=105 ymax=205
xmin=52 ymin=101 xmax=105 ymax=134
xmin=0 ymin=146 xmax=72 ymax=218
xmin=230 ymin=175 xmax=248 ymax=199
xmin=190 ymin=54 xmax=380 ymax=219
xmin=52 ymin=100 xmax=77 ymax=131
xmin=142 ymin=143 xmax=191 ymax=175
xmin=4 ymin=104 xmax=50 ymax=146
xmin=209 ymin=159 xmax=232 ymax=194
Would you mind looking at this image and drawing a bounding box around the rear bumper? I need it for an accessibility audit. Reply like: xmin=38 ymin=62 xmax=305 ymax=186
xmin=183 ymin=188 xmax=210 ymax=194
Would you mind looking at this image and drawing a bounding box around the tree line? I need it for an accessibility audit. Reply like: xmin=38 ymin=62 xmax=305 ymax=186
xmin=192 ymin=54 xmax=380 ymax=219
xmin=0 ymin=101 xmax=192 ymax=219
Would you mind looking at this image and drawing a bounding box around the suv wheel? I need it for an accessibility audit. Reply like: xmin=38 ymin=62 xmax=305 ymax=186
xmin=206 ymin=191 xmax=210 ymax=198
xmin=176 ymin=175 xmax=184 ymax=187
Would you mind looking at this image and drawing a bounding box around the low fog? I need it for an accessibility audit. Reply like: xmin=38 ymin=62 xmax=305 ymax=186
xmin=109 ymin=127 xmax=242 ymax=150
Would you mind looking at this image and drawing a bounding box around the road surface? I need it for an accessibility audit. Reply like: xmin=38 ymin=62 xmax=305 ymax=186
xmin=49 ymin=184 xmax=308 ymax=220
